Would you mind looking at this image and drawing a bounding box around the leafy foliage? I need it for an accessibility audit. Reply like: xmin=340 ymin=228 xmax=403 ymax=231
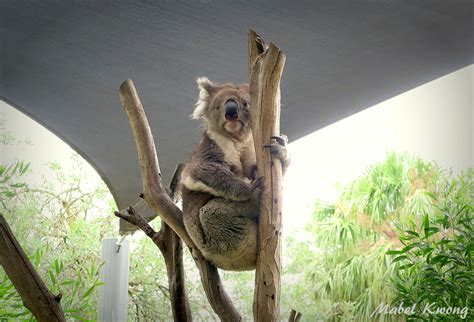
xmin=0 ymin=161 xmax=29 ymax=208
xmin=0 ymin=123 xmax=217 ymax=321
xmin=0 ymin=155 xmax=116 ymax=320
xmin=288 ymin=153 xmax=471 ymax=321
xmin=388 ymin=169 xmax=473 ymax=321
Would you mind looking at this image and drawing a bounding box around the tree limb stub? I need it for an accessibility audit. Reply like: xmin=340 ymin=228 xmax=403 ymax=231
xmin=0 ymin=214 xmax=66 ymax=322
xmin=248 ymin=29 xmax=286 ymax=322
xmin=117 ymin=80 xmax=241 ymax=321
xmin=288 ymin=309 xmax=302 ymax=322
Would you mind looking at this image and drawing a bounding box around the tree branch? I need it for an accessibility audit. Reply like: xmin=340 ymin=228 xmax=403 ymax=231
xmin=118 ymin=80 xmax=190 ymax=245
xmin=117 ymin=80 xmax=241 ymax=321
xmin=249 ymin=29 xmax=286 ymax=322
xmin=157 ymin=164 xmax=192 ymax=321
xmin=0 ymin=214 xmax=66 ymax=322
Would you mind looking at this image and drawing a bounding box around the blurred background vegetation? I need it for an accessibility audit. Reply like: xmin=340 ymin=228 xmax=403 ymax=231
xmin=1 ymin=116 xmax=472 ymax=321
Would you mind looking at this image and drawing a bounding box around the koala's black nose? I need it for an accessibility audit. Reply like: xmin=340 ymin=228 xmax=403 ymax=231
xmin=224 ymin=100 xmax=239 ymax=120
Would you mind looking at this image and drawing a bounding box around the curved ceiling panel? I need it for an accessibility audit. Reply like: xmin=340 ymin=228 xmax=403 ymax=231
xmin=1 ymin=0 xmax=472 ymax=219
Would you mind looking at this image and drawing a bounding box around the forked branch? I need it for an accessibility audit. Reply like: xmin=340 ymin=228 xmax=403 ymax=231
xmin=117 ymin=80 xmax=241 ymax=321
xmin=115 ymin=164 xmax=191 ymax=321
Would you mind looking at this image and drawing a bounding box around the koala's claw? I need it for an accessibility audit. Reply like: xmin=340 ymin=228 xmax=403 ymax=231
xmin=251 ymin=176 xmax=264 ymax=193
xmin=264 ymin=143 xmax=288 ymax=163
xmin=264 ymin=135 xmax=290 ymax=168
xmin=271 ymin=134 xmax=288 ymax=146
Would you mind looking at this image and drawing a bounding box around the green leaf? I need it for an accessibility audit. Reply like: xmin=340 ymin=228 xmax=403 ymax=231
xmin=424 ymin=226 xmax=439 ymax=238
xmin=405 ymin=230 xmax=420 ymax=237
xmin=34 ymin=249 xmax=42 ymax=267
xmin=430 ymin=254 xmax=448 ymax=265
xmin=422 ymin=214 xmax=430 ymax=231
xmin=10 ymin=183 xmax=26 ymax=188
xmin=54 ymin=259 xmax=61 ymax=275
xmin=60 ymin=279 xmax=74 ymax=286
xmin=438 ymin=239 xmax=452 ymax=246
xmin=393 ymin=255 xmax=409 ymax=263
xmin=400 ymin=234 xmax=417 ymax=241
xmin=64 ymin=309 xmax=82 ymax=313
xmin=466 ymin=243 xmax=474 ymax=253
xmin=82 ymin=285 xmax=96 ymax=299
xmin=399 ymin=263 xmax=415 ymax=270
xmin=94 ymin=281 xmax=105 ymax=289
xmin=48 ymin=270 xmax=56 ymax=285
xmin=19 ymin=163 xmax=30 ymax=175
xmin=424 ymin=191 xmax=438 ymax=201
xmin=399 ymin=243 xmax=423 ymax=254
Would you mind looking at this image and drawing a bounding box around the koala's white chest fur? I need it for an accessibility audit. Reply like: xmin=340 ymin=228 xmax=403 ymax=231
xmin=207 ymin=130 xmax=256 ymax=178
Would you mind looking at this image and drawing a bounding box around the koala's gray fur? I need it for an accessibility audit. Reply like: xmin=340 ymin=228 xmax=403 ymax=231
xmin=181 ymin=77 xmax=289 ymax=271
xmin=181 ymin=77 xmax=259 ymax=271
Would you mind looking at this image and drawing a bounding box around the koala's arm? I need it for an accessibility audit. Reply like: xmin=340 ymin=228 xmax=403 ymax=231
xmin=187 ymin=162 xmax=254 ymax=202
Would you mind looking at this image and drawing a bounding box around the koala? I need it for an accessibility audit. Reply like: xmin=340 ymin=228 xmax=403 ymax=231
xmin=180 ymin=77 xmax=289 ymax=271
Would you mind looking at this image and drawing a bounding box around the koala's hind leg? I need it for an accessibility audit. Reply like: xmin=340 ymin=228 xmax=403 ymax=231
xmin=199 ymin=198 xmax=258 ymax=254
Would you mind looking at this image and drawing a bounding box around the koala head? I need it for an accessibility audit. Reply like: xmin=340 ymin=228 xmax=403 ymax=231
xmin=192 ymin=77 xmax=251 ymax=140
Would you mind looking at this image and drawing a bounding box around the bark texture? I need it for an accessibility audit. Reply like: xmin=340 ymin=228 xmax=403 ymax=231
xmin=248 ymin=29 xmax=286 ymax=322
xmin=0 ymin=214 xmax=66 ymax=322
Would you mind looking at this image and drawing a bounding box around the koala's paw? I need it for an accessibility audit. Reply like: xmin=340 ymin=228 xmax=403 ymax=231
xmin=271 ymin=134 xmax=288 ymax=146
xmin=250 ymin=176 xmax=264 ymax=206
xmin=264 ymin=135 xmax=290 ymax=169
xmin=251 ymin=176 xmax=264 ymax=194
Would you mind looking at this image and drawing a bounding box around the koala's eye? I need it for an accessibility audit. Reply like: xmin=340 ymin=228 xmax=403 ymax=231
xmin=216 ymin=105 xmax=220 ymax=110
xmin=243 ymin=100 xmax=249 ymax=108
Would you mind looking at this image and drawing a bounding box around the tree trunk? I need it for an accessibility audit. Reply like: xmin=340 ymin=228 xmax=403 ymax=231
xmin=0 ymin=214 xmax=66 ymax=322
xmin=248 ymin=29 xmax=286 ymax=322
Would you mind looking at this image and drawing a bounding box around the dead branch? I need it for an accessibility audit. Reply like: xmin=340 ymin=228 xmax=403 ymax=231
xmin=248 ymin=29 xmax=286 ymax=321
xmin=117 ymin=80 xmax=241 ymax=321
xmin=118 ymin=81 xmax=190 ymax=245
xmin=0 ymin=214 xmax=66 ymax=322
xmin=288 ymin=309 xmax=302 ymax=322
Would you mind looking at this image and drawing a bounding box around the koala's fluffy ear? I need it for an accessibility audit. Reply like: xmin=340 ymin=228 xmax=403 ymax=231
xmin=193 ymin=77 xmax=215 ymax=119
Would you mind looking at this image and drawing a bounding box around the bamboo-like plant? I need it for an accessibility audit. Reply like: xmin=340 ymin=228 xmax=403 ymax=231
xmin=292 ymin=153 xmax=459 ymax=321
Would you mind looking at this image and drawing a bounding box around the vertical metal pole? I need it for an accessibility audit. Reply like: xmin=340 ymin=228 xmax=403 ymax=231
xmin=98 ymin=237 xmax=130 ymax=322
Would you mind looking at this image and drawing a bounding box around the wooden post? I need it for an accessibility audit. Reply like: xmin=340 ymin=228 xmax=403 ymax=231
xmin=0 ymin=214 xmax=66 ymax=322
xmin=248 ymin=29 xmax=286 ymax=322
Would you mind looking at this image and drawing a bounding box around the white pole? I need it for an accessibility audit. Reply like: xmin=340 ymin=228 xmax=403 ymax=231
xmin=98 ymin=237 xmax=130 ymax=322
